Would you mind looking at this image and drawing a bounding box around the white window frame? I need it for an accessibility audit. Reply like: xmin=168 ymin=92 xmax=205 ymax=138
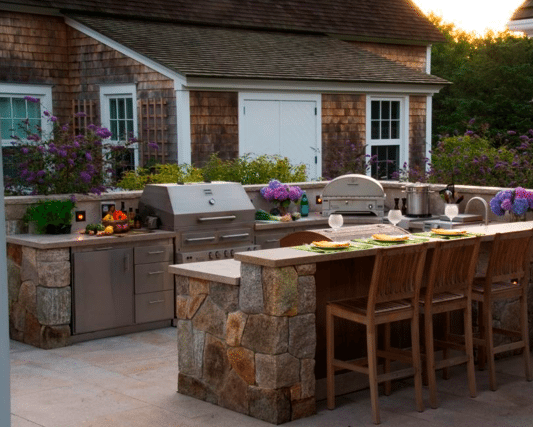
xmin=0 ymin=83 xmax=53 ymax=146
xmin=99 ymin=84 xmax=139 ymax=169
xmin=365 ymin=95 xmax=409 ymax=179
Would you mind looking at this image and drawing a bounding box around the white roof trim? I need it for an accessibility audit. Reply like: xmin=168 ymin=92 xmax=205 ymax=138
xmin=65 ymin=17 xmax=187 ymax=87
xmin=184 ymin=77 xmax=445 ymax=94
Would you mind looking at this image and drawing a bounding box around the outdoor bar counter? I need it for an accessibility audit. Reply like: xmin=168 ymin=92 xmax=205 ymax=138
xmin=170 ymin=221 xmax=533 ymax=425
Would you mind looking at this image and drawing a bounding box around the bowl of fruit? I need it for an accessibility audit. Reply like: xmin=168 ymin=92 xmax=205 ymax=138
xmin=102 ymin=210 xmax=130 ymax=233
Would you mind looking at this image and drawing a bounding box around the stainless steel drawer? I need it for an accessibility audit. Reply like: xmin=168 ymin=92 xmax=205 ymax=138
xmin=255 ymin=230 xmax=293 ymax=249
xmin=135 ymin=262 xmax=172 ymax=294
xmin=134 ymin=244 xmax=172 ymax=264
xmin=135 ymin=290 xmax=174 ymax=323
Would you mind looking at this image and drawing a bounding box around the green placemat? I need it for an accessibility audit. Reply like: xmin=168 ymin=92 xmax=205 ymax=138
xmin=352 ymin=237 xmax=430 ymax=247
xmin=412 ymin=232 xmax=484 ymax=240
xmin=292 ymin=242 xmax=375 ymax=254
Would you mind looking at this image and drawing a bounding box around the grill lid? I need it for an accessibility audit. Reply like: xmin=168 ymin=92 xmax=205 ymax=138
xmin=322 ymin=174 xmax=385 ymax=198
xmin=138 ymin=182 xmax=255 ymax=230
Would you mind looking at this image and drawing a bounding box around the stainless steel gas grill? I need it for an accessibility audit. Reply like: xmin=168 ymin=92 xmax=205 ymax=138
xmin=321 ymin=174 xmax=385 ymax=220
xmin=138 ymin=182 xmax=259 ymax=263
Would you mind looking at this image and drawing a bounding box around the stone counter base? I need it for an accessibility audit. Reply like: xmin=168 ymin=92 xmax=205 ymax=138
xmin=7 ymin=244 xmax=71 ymax=349
xmin=175 ymin=262 xmax=318 ymax=425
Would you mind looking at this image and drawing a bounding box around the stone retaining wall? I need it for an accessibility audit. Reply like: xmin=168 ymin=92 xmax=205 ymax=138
xmin=175 ymin=262 xmax=317 ymax=424
xmin=7 ymin=244 xmax=71 ymax=348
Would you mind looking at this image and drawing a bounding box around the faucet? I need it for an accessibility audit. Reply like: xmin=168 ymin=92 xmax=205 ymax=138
xmin=465 ymin=197 xmax=489 ymax=226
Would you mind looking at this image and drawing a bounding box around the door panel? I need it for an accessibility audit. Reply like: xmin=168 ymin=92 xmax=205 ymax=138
xmin=242 ymin=100 xmax=280 ymax=156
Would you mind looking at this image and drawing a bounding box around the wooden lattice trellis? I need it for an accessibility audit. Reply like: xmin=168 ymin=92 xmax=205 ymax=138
xmin=71 ymin=99 xmax=97 ymax=135
xmin=138 ymin=98 xmax=168 ymax=165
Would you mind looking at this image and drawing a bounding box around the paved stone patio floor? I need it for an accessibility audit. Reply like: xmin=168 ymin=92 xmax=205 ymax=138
xmin=9 ymin=327 xmax=533 ymax=427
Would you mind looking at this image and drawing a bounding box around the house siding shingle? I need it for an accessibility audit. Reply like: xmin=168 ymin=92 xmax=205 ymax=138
xmin=321 ymin=94 xmax=366 ymax=179
xmin=190 ymin=91 xmax=239 ymax=167
xmin=409 ymin=95 xmax=427 ymax=169
xmin=350 ymin=42 xmax=427 ymax=72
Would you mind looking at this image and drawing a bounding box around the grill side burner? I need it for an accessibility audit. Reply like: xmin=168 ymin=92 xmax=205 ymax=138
xmin=321 ymin=174 xmax=386 ymax=219
xmin=138 ymin=182 xmax=259 ymax=263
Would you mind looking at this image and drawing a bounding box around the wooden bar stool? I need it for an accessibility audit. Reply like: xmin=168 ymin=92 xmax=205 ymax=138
xmin=472 ymin=230 xmax=533 ymax=391
xmin=421 ymin=237 xmax=481 ymax=409
xmin=326 ymin=244 xmax=428 ymax=424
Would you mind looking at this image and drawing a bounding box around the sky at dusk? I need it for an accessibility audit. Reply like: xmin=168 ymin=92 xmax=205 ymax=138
xmin=412 ymin=0 xmax=526 ymax=35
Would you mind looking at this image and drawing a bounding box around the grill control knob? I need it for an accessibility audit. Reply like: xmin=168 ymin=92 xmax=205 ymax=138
xmin=215 ymin=251 xmax=221 ymax=259
xmin=208 ymin=252 xmax=214 ymax=260
xmin=230 ymin=249 xmax=235 ymax=257
xmin=368 ymin=203 xmax=373 ymax=210
xmin=224 ymin=250 xmax=229 ymax=257
xmin=209 ymin=198 xmax=215 ymax=205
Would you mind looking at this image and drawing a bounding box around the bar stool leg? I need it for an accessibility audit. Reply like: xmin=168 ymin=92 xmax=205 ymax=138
xmin=326 ymin=306 xmax=336 ymax=410
xmin=520 ymin=292 xmax=532 ymax=381
xmin=477 ymin=301 xmax=486 ymax=371
xmin=424 ymin=309 xmax=438 ymax=409
xmin=464 ymin=301 xmax=477 ymax=398
xmin=384 ymin=323 xmax=392 ymax=396
xmin=367 ymin=323 xmax=380 ymax=424
xmin=442 ymin=312 xmax=450 ymax=380
xmin=484 ymin=301 xmax=497 ymax=391
xmin=411 ymin=312 xmax=424 ymax=413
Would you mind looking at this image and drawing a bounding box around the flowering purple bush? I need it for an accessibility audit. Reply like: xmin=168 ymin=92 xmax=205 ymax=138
xmin=4 ymin=97 xmax=149 ymax=196
xmin=260 ymin=179 xmax=303 ymax=207
xmin=490 ymin=187 xmax=533 ymax=217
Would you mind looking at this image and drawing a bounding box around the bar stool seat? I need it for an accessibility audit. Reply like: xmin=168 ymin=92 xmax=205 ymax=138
xmin=326 ymin=244 xmax=428 ymax=425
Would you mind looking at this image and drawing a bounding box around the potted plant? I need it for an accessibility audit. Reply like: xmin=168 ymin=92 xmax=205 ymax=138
xmin=260 ymin=179 xmax=303 ymax=216
xmin=489 ymin=187 xmax=533 ymax=221
xmin=23 ymin=198 xmax=76 ymax=234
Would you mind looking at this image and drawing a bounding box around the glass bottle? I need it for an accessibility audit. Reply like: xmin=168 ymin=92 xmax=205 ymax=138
xmin=134 ymin=208 xmax=142 ymax=229
xmin=401 ymin=198 xmax=407 ymax=215
xmin=394 ymin=198 xmax=400 ymax=210
xmin=300 ymin=192 xmax=309 ymax=217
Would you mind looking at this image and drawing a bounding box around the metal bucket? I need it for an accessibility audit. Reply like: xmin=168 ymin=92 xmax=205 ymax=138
xmin=402 ymin=184 xmax=431 ymax=217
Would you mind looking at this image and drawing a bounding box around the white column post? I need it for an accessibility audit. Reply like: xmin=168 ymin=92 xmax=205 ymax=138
xmin=0 ymin=122 xmax=12 ymax=427
xmin=176 ymin=88 xmax=192 ymax=165
xmin=426 ymin=95 xmax=433 ymax=170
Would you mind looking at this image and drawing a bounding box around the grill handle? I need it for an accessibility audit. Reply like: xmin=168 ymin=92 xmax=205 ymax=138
xmin=198 ymin=215 xmax=236 ymax=222
xmin=220 ymin=233 xmax=250 ymax=239
xmin=185 ymin=236 xmax=216 ymax=242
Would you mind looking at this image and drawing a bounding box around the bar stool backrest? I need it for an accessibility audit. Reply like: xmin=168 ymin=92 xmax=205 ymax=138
xmin=427 ymin=237 xmax=481 ymax=297
xmin=367 ymin=244 xmax=428 ymax=309
xmin=486 ymin=230 xmax=533 ymax=285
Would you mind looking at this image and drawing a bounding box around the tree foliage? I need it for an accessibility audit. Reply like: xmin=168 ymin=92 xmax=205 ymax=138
xmin=430 ymin=14 xmax=533 ymax=145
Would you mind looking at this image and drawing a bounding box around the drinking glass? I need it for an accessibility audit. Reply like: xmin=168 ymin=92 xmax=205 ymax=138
xmin=444 ymin=203 xmax=459 ymax=223
xmin=328 ymin=214 xmax=343 ymax=230
xmin=387 ymin=209 xmax=403 ymax=227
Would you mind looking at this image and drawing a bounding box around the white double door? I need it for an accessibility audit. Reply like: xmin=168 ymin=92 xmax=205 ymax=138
xmin=239 ymin=93 xmax=321 ymax=180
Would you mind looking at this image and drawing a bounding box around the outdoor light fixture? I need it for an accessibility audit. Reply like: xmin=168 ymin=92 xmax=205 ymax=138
xmin=75 ymin=211 xmax=86 ymax=222
xmin=316 ymin=195 xmax=322 ymax=204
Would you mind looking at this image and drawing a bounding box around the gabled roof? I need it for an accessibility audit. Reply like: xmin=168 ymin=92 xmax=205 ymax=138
xmin=510 ymin=0 xmax=533 ymax=21
xmin=2 ymin=0 xmax=445 ymax=44
xmin=70 ymin=14 xmax=448 ymax=86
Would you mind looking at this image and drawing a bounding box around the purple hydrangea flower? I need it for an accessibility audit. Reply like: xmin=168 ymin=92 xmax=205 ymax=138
xmin=95 ymin=127 xmax=112 ymax=139
xmin=513 ymin=198 xmax=529 ymax=216
xmin=501 ymin=199 xmax=513 ymax=211
xmin=24 ymin=96 xmax=39 ymax=103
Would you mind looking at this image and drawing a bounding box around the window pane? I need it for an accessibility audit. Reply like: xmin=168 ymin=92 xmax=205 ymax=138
xmin=371 ymin=145 xmax=399 ymax=179
xmin=381 ymin=102 xmax=390 ymax=120
xmin=371 ymin=120 xmax=380 ymax=139
xmin=110 ymin=99 xmax=117 ymax=120
xmin=381 ymin=121 xmax=390 ymax=139
xmin=118 ymin=121 xmax=125 ymax=139
xmin=391 ymin=120 xmax=400 ymax=139
xmin=27 ymin=101 xmax=40 ymax=118
xmin=2 ymin=147 xmax=19 ymax=180
xmin=118 ymin=99 xmax=125 ymax=120
xmin=371 ymin=101 xmax=380 ymax=120
xmin=126 ymin=99 xmax=133 ymax=119
xmin=28 ymin=118 xmax=41 ymax=134
xmin=1 ymin=118 xmax=11 ymax=139
xmin=13 ymin=98 xmax=26 ymax=118
xmin=0 ymin=98 xmax=11 ymax=119
xmin=391 ymin=101 xmax=400 ymax=120
xmin=110 ymin=121 xmax=117 ymax=138
xmin=126 ymin=120 xmax=133 ymax=135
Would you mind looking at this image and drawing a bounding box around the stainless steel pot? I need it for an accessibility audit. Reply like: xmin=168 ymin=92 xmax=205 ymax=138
xmin=402 ymin=183 xmax=432 ymax=217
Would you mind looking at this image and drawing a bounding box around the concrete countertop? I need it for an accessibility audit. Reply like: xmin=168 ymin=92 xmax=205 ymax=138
xmin=6 ymin=229 xmax=176 ymax=249
xmin=236 ymin=221 xmax=533 ymax=268
xmin=169 ymin=259 xmax=241 ymax=286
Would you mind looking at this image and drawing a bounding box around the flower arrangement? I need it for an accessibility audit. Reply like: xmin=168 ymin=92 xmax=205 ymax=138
xmin=489 ymin=187 xmax=533 ymax=218
xmin=260 ymin=179 xmax=303 ymax=213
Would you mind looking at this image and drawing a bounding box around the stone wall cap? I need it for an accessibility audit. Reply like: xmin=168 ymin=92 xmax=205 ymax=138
xmin=169 ymin=259 xmax=241 ymax=286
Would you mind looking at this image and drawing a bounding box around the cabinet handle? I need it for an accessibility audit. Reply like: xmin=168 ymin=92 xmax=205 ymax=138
xmin=96 ymin=247 xmax=113 ymax=251
xmin=198 ymin=215 xmax=236 ymax=222
xmin=185 ymin=236 xmax=216 ymax=242
xmin=148 ymin=250 xmax=165 ymax=254
xmin=124 ymin=254 xmax=130 ymax=272
xmin=149 ymin=299 xmax=165 ymax=304
xmin=221 ymin=233 xmax=250 ymax=239
xmin=265 ymin=239 xmax=279 ymax=243
xmin=148 ymin=271 xmax=164 ymax=275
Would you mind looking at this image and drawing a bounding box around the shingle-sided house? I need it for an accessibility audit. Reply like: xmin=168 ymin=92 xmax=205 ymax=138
xmin=0 ymin=0 xmax=447 ymax=180
xmin=509 ymin=0 xmax=533 ymax=37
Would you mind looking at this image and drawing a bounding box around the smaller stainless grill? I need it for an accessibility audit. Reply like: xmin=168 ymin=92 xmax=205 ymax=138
xmin=321 ymin=174 xmax=385 ymax=218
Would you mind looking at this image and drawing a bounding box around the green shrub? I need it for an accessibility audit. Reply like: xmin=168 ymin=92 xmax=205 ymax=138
xmin=117 ymin=164 xmax=203 ymax=190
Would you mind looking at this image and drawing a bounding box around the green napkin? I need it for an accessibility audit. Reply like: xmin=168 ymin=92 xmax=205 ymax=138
xmin=292 ymin=242 xmax=374 ymax=254
xmin=352 ymin=237 xmax=430 ymax=247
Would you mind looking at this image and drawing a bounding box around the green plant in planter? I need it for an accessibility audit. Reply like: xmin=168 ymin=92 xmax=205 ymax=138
xmin=23 ymin=199 xmax=76 ymax=234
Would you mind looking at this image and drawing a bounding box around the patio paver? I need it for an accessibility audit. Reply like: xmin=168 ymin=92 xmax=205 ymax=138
xmin=10 ymin=327 xmax=533 ymax=427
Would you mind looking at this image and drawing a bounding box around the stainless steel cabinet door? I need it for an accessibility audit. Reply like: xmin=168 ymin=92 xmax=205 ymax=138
xmin=73 ymin=247 xmax=134 ymax=334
